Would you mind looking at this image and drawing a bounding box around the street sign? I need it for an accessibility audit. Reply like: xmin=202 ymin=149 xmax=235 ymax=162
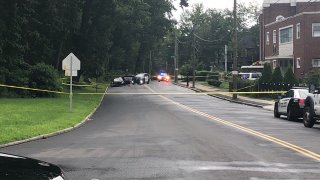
xmin=62 ymin=52 xmax=81 ymax=113
xmin=62 ymin=53 xmax=81 ymax=70
xmin=64 ymin=70 xmax=78 ymax=77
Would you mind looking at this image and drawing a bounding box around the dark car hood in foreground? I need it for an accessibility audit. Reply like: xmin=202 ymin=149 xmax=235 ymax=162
xmin=0 ymin=153 xmax=64 ymax=180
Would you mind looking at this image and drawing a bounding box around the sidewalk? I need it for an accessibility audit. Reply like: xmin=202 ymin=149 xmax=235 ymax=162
xmin=174 ymin=81 xmax=274 ymax=111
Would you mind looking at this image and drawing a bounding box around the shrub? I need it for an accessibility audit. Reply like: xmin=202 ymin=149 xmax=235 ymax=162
xmin=207 ymin=80 xmax=222 ymax=87
xmin=283 ymin=66 xmax=297 ymax=85
xmin=271 ymin=67 xmax=283 ymax=83
xmin=28 ymin=63 xmax=61 ymax=97
xmin=260 ymin=63 xmax=272 ymax=83
xmin=196 ymin=71 xmax=210 ymax=81
xmin=180 ymin=64 xmax=193 ymax=76
xmin=229 ymin=80 xmax=256 ymax=92
xmin=306 ymin=69 xmax=320 ymax=87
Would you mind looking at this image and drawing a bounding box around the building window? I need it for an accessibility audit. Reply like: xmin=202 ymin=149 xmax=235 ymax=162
xmin=296 ymin=58 xmax=301 ymax=68
xmin=312 ymin=23 xmax=320 ymax=37
xmin=280 ymin=27 xmax=293 ymax=43
xmin=273 ymin=30 xmax=277 ymax=43
xmin=273 ymin=60 xmax=277 ymax=69
xmin=312 ymin=59 xmax=320 ymax=67
xmin=266 ymin=32 xmax=270 ymax=45
xmin=296 ymin=23 xmax=300 ymax=39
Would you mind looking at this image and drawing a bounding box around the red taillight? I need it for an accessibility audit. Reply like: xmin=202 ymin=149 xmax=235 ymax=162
xmin=298 ymin=99 xmax=305 ymax=105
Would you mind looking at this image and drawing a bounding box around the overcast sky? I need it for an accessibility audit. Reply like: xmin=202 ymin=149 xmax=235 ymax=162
xmin=172 ymin=0 xmax=264 ymax=21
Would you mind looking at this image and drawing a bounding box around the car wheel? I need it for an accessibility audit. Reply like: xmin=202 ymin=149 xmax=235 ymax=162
xmin=287 ymin=107 xmax=297 ymax=121
xmin=303 ymin=106 xmax=316 ymax=128
xmin=274 ymin=103 xmax=280 ymax=118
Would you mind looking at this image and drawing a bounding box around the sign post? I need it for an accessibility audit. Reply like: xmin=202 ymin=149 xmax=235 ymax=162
xmin=70 ymin=56 xmax=73 ymax=112
xmin=62 ymin=53 xmax=81 ymax=112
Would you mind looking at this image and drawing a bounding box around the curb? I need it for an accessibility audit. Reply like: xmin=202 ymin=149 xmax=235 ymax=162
xmin=172 ymin=82 xmax=268 ymax=109
xmin=0 ymin=85 xmax=109 ymax=148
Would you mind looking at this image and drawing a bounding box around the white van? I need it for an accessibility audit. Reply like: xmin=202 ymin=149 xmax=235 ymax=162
xmin=239 ymin=72 xmax=262 ymax=81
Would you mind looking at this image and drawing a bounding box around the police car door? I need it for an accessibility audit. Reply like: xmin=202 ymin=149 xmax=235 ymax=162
xmin=279 ymin=90 xmax=294 ymax=113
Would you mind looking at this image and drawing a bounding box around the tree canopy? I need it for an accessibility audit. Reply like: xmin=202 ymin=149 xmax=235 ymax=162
xmin=0 ymin=0 xmax=188 ymax=93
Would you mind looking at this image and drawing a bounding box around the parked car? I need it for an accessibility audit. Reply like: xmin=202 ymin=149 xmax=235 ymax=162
xmin=239 ymin=72 xmax=262 ymax=81
xmin=274 ymin=88 xmax=309 ymax=121
xmin=0 ymin=152 xmax=66 ymax=179
xmin=303 ymin=88 xmax=320 ymax=128
xmin=122 ymin=75 xmax=135 ymax=85
xmin=111 ymin=77 xmax=124 ymax=87
xmin=133 ymin=73 xmax=150 ymax=85
xmin=157 ymin=73 xmax=170 ymax=82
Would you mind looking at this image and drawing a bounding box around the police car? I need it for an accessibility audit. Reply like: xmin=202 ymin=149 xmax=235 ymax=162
xmin=157 ymin=73 xmax=170 ymax=82
xmin=274 ymin=88 xmax=309 ymax=121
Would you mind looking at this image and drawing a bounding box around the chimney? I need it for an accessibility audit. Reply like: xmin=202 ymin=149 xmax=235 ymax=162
xmin=290 ymin=0 xmax=297 ymax=15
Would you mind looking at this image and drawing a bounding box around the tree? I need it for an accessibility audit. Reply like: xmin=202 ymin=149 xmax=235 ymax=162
xmin=271 ymin=67 xmax=283 ymax=84
xmin=283 ymin=66 xmax=297 ymax=85
xmin=260 ymin=63 xmax=272 ymax=83
xmin=180 ymin=64 xmax=193 ymax=76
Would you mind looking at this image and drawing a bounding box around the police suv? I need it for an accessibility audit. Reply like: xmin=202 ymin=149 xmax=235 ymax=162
xmin=303 ymin=88 xmax=320 ymax=128
xmin=274 ymin=88 xmax=309 ymax=121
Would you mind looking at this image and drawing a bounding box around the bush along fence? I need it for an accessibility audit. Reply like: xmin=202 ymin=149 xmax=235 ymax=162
xmin=229 ymin=80 xmax=306 ymax=98
xmin=181 ymin=71 xmax=222 ymax=87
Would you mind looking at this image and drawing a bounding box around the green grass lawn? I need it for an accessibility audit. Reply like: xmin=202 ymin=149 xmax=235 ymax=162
xmin=0 ymin=84 xmax=107 ymax=145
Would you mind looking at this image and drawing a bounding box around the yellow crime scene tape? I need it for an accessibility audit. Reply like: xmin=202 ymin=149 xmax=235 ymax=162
xmin=0 ymin=83 xmax=286 ymax=95
xmin=0 ymin=84 xmax=68 ymax=94
xmin=61 ymin=83 xmax=95 ymax=87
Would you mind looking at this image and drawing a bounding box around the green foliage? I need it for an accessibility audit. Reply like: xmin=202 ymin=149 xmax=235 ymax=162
xmin=229 ymin=80 xmax=256 ymax=92
xmin=306 ymin=70 xmax=320 ymax=87
xmin=207 ymin=80 xmax=222 ymax=87
xmin=271 ymin=67 xmax=283 ymax=84
xmin=283 ymin=66 xmax=297 ymax=85
xmin=259 ymin=63 xmax=272 ymax=83
xmin=180 ymin=64 xmax=193 ymax=76
xmin=28 ymin=63 xmax=61 ymax=97
xmin=175 ymin=2 xmax=260 ymax=72
xmin=196 ymin=71 xmax=210 ymax=81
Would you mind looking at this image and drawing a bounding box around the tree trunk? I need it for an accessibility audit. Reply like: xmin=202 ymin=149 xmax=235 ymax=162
xmin=56 ymin=41 xmax=64 ymax=70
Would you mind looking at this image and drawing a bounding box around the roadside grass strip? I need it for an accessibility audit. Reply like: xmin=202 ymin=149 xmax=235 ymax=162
xmin=0 ymin=85 xmax=107 ymax=145
xmin=144 ymin=85 xmax=320 ymax=162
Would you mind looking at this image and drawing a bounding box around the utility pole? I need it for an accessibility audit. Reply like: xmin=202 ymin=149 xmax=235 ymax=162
xmin=174 ymin=33 xmax=179 ymax=83
xmin=149 ymin=50 xmax=152 ymax=77
xmin=232 ymin=0 xmax=238 ymax=100
xmin=192 ymin=28 xmax=196 ymax=88
xmin=225 ymin=45 xmax=228 ymax=73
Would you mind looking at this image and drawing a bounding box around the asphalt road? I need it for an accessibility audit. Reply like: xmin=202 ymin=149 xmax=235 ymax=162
xmin=1 ymin=82 xmax=320 ymax=179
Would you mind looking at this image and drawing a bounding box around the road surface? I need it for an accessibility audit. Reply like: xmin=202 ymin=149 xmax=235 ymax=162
xmin=1 ymin=82 xmax=320 ymax=179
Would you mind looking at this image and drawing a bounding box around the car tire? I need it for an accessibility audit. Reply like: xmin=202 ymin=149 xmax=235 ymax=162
xmin=274 ymin=103 xmax=280 ymax=118
xmin=287 ymin=107 xmax=297 ymax=121
xmin=303 ymin=106 xmax=316 ymax=128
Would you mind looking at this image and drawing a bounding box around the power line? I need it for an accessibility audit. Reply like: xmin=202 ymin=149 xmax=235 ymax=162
xmin=194 ymin=34 xmax=218 ymax=43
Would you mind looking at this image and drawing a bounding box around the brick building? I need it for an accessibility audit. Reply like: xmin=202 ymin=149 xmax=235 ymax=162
xmin=260 ymin=0 xmax=320 ymax=79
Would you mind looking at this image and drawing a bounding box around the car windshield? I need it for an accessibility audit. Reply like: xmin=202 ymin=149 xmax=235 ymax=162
xmin=123 ymin=76 xmax=133 ymax=80
xmin=298 ymin=90 xmax=309 ymax=98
